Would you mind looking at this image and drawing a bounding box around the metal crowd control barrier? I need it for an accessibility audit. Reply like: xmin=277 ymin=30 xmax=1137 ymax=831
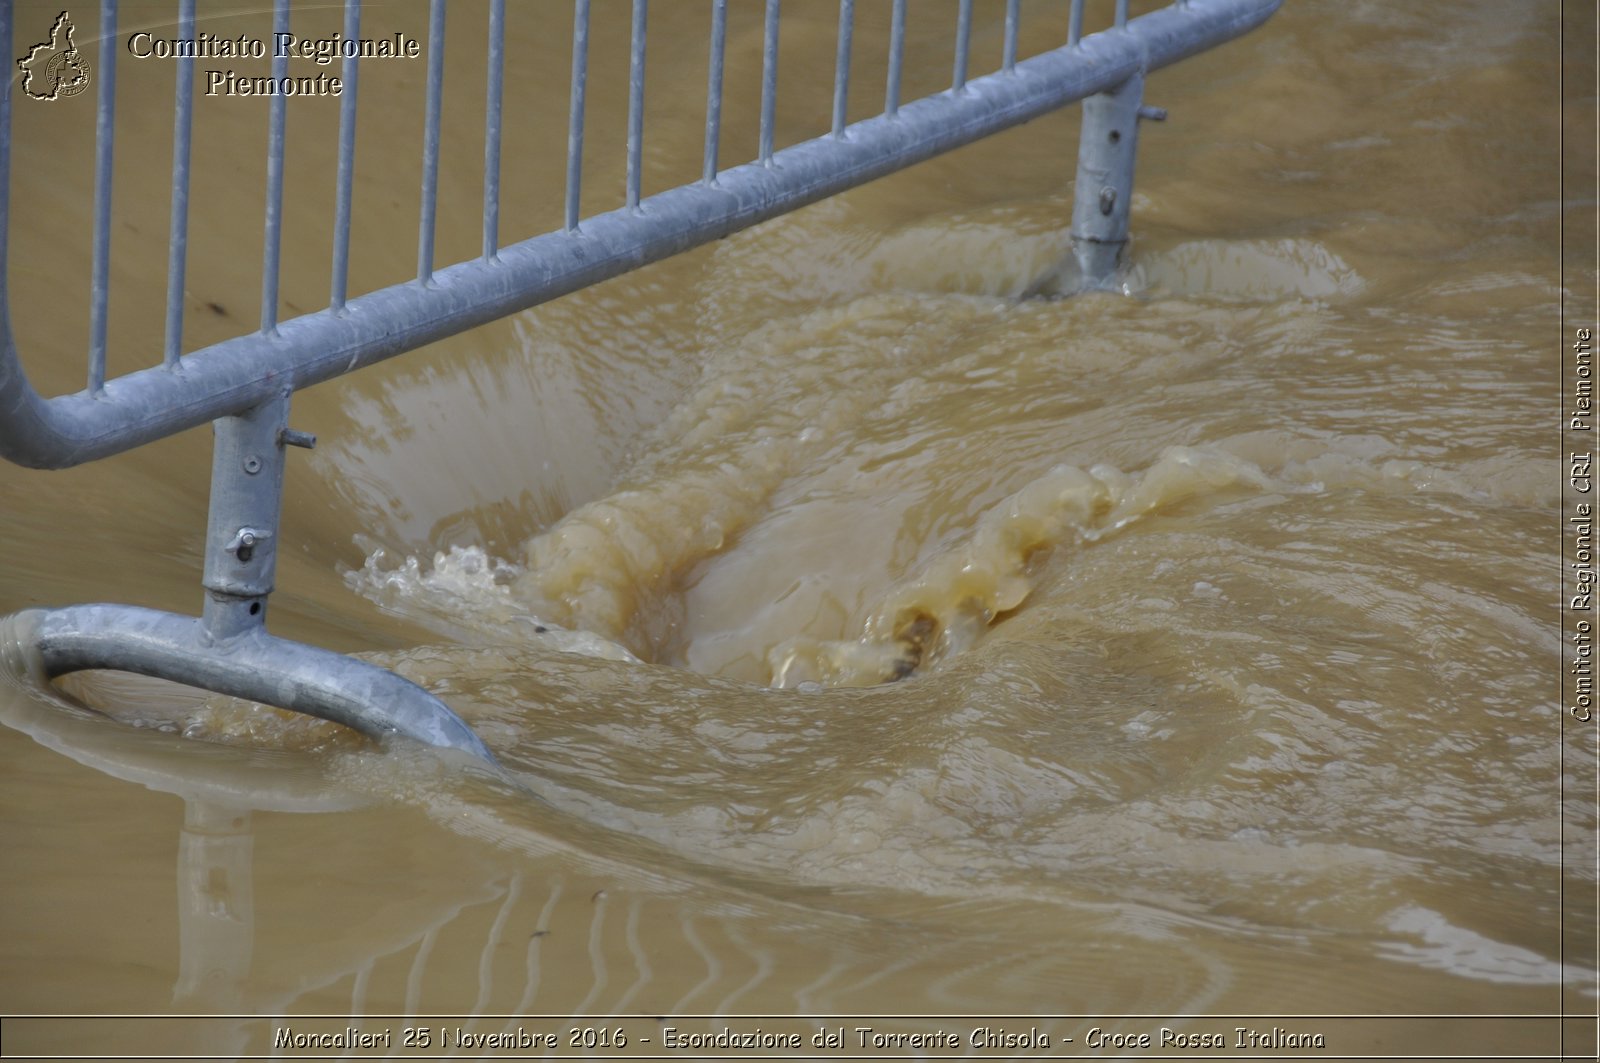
xmin=0 ymin=0 xmax=1281 ymax=763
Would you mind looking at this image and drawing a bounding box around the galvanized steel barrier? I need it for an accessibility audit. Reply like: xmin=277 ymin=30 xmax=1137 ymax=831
xmin=0 ymin=0 xmax=1281 ymax=762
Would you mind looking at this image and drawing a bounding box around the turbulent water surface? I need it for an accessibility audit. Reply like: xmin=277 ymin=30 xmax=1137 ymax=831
xmin=0 ymin=0 xmax=1593 ymax=1055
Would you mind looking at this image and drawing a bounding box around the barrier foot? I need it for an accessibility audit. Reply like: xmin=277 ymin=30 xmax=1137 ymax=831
xmin=23 ymin=604 xmax=496 ymax=763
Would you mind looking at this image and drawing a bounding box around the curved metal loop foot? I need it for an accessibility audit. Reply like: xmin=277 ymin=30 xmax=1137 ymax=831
xmin=22 ymin=605 xmax=495 ymax=764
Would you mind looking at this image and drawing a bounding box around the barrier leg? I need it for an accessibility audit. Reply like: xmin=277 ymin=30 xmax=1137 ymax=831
xmin=201 ymin=392 xmax=294 ymax=640
xmin=20 ymin=392 xmax=496 ymax=763
xmin=1069 ymin=71 xmax=1162 ymax=290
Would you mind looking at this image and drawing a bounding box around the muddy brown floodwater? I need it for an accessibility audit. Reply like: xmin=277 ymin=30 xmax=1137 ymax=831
xmin=0 ymin=0 xmax=1595 ymax=1058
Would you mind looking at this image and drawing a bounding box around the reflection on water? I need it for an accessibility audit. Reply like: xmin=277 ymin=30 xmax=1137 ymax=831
xmin=0 ymin=659 xmax=1255 ymax=1045
xmin=0 ymin=0 xmax=1594 ymax=1055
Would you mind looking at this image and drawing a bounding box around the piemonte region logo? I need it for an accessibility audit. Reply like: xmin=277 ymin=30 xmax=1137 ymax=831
xmin=17 ymin=11 xmax=93 ymax=101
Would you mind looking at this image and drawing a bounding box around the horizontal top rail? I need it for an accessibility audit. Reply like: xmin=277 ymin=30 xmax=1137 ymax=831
xmin=0 ymin=0 xmax=1281 ymax=471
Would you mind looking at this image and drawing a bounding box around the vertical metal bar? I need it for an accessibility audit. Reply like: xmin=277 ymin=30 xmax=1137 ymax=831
xmin=1003 ymin=0 xmax=1019 ymax=71
xmin=330 ymin=0 xmax=361 ymax=310
xmin=831 ymin=0 xmax=853 ymax=136
xmin=1070 ymin=72 xmax=1145 ymax=289
xmin=162 ymin=0 xmax=195 ymax=369
xmin=702 ymin=0 xmax=728 ymax=184
xmin=564 ymin=0 xmax=590 ymax=230
xmin=483 ymin=0 xmax=505 ymax=258
xmin=418 ymin=0 xmax=446 ymax=283
xmin=201 ymin=393 xmax=291 ymax=640
xmin=953 ymin=0 xmax=973 ymax=90
xmin=1068 ymin=0 xmax=1084 ymax=46
xmin=1116 ymin=0 xmax=1130 ymax=29
xmin=885 ymin=0 xmax=906 ymax=114
xmin=260 ymin=0 xmax=288 ymax=333
xmin=88 ymin=0 xmax=118 ymax=392
xmin=625 ymin=0 xmax=647 ymax=211
xmin=758 ymin=0 xmax=779 ymax=164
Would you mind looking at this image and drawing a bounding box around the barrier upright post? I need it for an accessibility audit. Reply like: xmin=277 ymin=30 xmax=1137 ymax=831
xmin=201 ymin=394 xmax=301 ymax=641
xmin=1070 ymin=72 xmax=1163 ymax=289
